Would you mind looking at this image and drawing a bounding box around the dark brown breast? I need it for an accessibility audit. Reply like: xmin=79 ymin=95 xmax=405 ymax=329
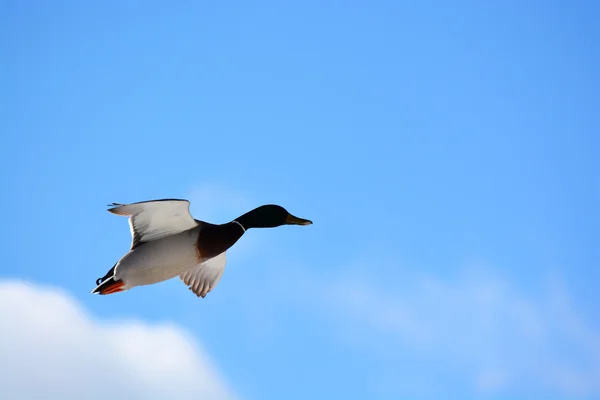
xmin=195 ymin=222 xmax=245 ymax=259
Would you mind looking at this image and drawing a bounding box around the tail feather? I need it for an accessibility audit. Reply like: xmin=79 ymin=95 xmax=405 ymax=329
xmin=91 ymin=277 xmax=125 ymax=295
xmin=96 ymin=263 xmax=117 ymax=286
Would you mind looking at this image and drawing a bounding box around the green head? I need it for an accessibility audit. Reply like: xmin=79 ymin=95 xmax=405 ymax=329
xmin=234 ymin=205 xmax=312 ymax=230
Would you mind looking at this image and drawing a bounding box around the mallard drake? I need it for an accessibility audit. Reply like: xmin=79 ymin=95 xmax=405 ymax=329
xmin=91 ymin=199 xmax=312 ymax=298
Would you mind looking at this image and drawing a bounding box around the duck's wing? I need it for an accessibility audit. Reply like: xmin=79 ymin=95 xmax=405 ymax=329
xmin=107 ymin=199 xmax=199 ymax=249
xmin=179 ymin=252 xmax=227 ymax=298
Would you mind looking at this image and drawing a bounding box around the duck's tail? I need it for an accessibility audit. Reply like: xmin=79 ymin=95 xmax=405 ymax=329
xmin=91 ymin=263 xmax=125 ymax=295
xmin=91 ymin=277 xmax=125 ymax=295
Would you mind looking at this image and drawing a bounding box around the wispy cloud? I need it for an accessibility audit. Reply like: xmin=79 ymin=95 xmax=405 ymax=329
xmin=0 ymin=280 xmax=237 ymax=400
xmin=278 ymin=266 xmax=600 ymax=398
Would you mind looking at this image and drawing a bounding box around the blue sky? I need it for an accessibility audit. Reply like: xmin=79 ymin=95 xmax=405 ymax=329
xmin=1 ymin=1 xmax=599 ymax=399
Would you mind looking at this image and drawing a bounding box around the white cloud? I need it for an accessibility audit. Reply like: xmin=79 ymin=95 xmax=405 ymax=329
xmin=282 ymin=267 xmax=600 ymax=397
xmin=0 ymin=280 xmax=237 ymax=400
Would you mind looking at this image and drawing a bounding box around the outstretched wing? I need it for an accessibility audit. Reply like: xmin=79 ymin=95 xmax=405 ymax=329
xmin=108 ymin=199 xmax=198 ymax=249
xmin=179 ymin=252 xmax=227 ymax=298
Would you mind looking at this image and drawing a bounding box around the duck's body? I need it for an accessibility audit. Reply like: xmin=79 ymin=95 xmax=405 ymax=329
xmin=91 ymin=199 xmax=311 ymax=298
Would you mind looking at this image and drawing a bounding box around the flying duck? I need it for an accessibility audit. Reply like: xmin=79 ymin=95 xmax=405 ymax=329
xmin=91 ymin=199 xmax=312 ymax=298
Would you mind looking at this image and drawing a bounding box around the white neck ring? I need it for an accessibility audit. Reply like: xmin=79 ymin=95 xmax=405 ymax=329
xmin=232 ymin=220 xmax=246 ymax=233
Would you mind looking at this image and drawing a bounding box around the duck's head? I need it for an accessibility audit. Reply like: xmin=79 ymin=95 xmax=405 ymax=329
xmin=234 ymin=205 xmax=312 ymax=230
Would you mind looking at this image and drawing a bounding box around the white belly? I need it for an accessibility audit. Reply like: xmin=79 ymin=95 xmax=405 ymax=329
xmin=114 ymin=228 xmax=201 ymax=287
